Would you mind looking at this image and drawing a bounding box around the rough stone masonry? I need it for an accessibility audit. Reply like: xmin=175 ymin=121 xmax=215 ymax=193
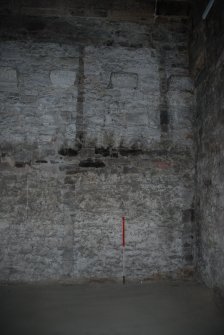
xmin=190 ymin=0 xmax=224 ymax=295
xmin=0 ymin=0 xmax=194 ymax=281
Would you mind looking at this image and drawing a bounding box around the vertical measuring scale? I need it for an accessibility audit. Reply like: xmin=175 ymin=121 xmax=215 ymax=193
xmin=122 ymin=216 xmax=126 ymax=284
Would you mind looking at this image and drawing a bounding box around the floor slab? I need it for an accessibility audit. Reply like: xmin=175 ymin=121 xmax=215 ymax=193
xmin=0 ymin=281 xmax=223 ymax=335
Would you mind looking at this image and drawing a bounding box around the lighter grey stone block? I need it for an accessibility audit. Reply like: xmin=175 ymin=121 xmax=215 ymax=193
xmin=109 ymin=72 xmax=138 ymax=89
xmin=0 ymin=67 xmax=18 ymax=92
xmin=50 ymin=70 xmax=76 ymax=88
xmin=169 ymin=76 xmax=193 ymax=92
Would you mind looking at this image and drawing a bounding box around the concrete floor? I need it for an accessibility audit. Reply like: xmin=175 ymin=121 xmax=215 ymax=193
xmin=0 ymin=281 xmax=223 ymax=335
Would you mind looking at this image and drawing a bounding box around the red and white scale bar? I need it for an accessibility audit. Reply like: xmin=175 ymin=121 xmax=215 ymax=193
xmin=122 ymin=216 xmax=126 ymax=284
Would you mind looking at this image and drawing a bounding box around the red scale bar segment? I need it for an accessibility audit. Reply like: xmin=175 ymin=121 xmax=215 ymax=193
xmin=122 ymin=216 xmax=125 ymax=247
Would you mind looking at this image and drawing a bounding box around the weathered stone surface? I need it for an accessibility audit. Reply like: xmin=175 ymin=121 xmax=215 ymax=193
xmin=190 ymin=0 xmax=224 ymax=294
xmin=0 ymin=0 xmax=191 ymax=21
xmin=109 ymin=72 xmax=138 ymax=89
xmin=0 ymin=1 xmax=194 ymax=282
xmin=50 ymin=70 xmax=76 ymax=88
xmin=0 ymin=67 xmax=18 ymax=92
xmin=0 ymin=41 xmax=79 ymax=158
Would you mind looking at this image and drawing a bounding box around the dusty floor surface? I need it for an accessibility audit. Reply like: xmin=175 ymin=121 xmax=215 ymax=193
xmin=0 ymin=281 xmax=223 ymax=335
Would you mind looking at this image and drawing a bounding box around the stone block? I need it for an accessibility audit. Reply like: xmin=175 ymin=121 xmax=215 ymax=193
xmin=126 ymin=107 xmax=149 ymax=126
xmin=50 ymin=70 xmax=76 ymax=88
xmin=169 ymin=76 xmax=193 ymax=93
xmin=0 ymin=67 xmax=18 ymax=92
xmin=108 ymin=72 xmax=138 ymax=89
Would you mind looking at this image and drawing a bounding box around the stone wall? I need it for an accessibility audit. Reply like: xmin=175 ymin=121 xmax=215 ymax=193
xmin=0 ymin=1 xmax=194 ymax=281
xmin=190 ymin=0 xmax=224 ymax=293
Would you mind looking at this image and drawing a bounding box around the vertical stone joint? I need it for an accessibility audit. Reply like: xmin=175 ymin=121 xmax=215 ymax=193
xmin=158 ymin=49 xmax=169 ymax=134
xmin=75 ymin=46 xmax=85 ymax=150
